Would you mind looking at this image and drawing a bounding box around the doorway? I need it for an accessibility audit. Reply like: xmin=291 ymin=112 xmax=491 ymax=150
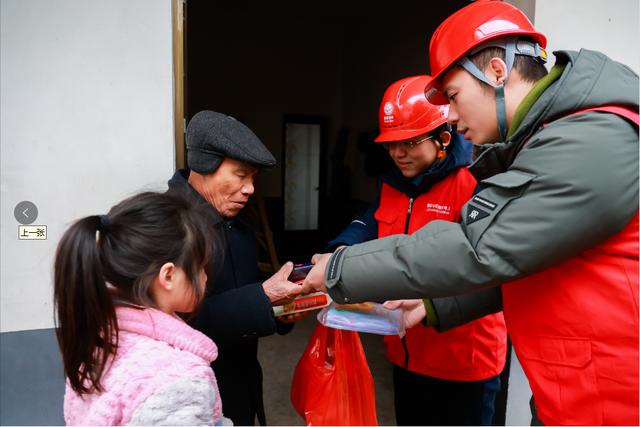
xmin=281 ymin=115 xmax=328 ymax=261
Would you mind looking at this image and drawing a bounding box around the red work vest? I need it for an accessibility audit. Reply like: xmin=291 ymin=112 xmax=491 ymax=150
xmin=503 ymin=107 xmax=639 ymax=425
xmin=376 ymin=167 xmax=508 ymax=381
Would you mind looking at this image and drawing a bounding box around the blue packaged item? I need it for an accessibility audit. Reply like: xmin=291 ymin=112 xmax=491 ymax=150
xmin=317 ymin=302 xmax=405 ymax=337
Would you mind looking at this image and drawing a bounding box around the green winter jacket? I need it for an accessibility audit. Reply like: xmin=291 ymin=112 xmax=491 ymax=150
xmin=324 ymin=49 xmax=639 ymax=304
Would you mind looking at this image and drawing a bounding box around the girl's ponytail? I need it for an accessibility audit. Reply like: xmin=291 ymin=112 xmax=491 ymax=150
xmin=54 ymin=215 xmax=117 ymax=394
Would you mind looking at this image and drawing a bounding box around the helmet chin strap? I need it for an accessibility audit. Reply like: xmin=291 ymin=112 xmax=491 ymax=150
xmin=458 ymin=38 xmax=518 ymax=142
xmin=494 ymin=85 xmax=508 ymax=141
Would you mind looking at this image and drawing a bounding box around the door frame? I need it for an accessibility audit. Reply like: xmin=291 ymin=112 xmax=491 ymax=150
xmin=172 ymin=0 xmax=186 ymax=169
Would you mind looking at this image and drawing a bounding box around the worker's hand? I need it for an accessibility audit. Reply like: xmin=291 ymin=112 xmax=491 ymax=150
xmin=300 ymin=253 xmax=331 ymax=294
xmin=384 ymin=299 xmax=426 ymax=329
xmin=262 ymin=262 xmax=302 ymax=306
xmin=277 ymin=310 xmax=313 ymax=324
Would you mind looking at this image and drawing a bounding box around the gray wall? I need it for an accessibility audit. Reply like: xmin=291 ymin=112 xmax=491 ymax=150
xmin=0 ymin=329 xmax=64 ymax=425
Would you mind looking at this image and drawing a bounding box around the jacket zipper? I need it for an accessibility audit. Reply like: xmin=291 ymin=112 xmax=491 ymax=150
xmin=401 ymin=197 xmax=414 ymax=369
xmin=404 ymin=198 xmax=414 ymax=235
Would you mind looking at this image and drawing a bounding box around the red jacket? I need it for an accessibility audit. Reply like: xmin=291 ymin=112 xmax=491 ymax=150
xmin=376 ymin=168 xmax=507 ymax=380
xmin=504 ymin=213 xmax=639 ymax=425
xmin=502 ymin=107 xmax=639 ymax=425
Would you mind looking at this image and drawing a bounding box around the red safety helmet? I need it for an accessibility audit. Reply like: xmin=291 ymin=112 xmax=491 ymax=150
xmin=425 ymin=0 xmax=547 ymax=105
xmin=375 ymin=75 xmax=449 ymax=143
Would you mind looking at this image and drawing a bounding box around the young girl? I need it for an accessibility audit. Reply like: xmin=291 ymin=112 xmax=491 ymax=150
xmin=54 ymin=191 xmax=231 ymax=425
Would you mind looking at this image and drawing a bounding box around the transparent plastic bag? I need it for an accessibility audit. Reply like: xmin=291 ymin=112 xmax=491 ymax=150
xmin=317 ymin=302 xmax=405 ymax=337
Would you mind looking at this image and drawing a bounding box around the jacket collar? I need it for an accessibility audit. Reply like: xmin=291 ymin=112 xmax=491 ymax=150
xmin=116 ymin=306 xmax=218 ymax=362
xmin=469 ymin=57 xmax=566 ymax=180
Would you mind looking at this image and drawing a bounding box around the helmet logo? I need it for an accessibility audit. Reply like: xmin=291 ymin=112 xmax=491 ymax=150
xmin=383 ymin=102 xmax=395 ymax=123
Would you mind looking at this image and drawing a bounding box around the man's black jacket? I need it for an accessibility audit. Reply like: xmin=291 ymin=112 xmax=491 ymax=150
xmin=168 ymin=169 xmax=292 ymax=425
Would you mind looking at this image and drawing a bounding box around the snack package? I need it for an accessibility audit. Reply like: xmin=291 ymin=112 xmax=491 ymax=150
xmin=273 ymin=292 xmax=332 ymax=317
xmin=317 ymin=302 xmax=405 ymax=336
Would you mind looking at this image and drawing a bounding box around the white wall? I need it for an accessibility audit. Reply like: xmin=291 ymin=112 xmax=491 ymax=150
xmin=535 ymin=0 xmax=639 ymax=73
xmin=0 ymin=0 xmax=174 ymax=333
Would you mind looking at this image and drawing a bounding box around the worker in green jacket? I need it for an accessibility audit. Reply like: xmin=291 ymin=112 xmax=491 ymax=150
xmin=302 ymin=2 xmax=638 ymax=425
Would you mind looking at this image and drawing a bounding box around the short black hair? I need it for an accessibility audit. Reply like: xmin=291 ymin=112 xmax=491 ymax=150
xmin=470 ymin=44 xmax=548 ymax=84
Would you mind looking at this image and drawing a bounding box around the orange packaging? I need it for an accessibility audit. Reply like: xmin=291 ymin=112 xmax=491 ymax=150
xmin=273 ymin=292 xmax=332 ymax=316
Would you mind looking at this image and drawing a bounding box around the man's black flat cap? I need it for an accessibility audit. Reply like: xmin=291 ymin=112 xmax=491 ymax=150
xmin=186 ymin=110 xmax=276 ymax=174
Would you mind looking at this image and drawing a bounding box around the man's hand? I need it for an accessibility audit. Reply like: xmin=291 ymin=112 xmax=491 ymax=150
xmin=300 ymin=253 xmax=332 ymax=294
xmin=262 ymin=262 xmax=302 ymax=306
xmin=384 ymin=299 xmax=426 ymax=329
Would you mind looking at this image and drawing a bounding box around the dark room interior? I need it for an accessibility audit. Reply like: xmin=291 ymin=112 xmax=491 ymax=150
xmin=185 ymin=1 xmax=470 ymax=264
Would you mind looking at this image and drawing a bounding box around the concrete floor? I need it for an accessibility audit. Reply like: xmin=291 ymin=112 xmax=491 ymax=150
xmin=259 ymin=312 xmax=396 ymax=426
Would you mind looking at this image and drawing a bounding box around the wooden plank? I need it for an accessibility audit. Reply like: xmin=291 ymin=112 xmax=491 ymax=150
xmin=172 ymin=0 xmax=186 ymax=169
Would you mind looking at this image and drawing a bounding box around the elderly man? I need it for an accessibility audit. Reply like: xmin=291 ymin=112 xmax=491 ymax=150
xmin=168 ymin=110 xmax=302 ymax=426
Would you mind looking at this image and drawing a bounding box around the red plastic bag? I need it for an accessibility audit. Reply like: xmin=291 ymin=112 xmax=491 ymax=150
xmin=291 ymin=322 xmax=378 ymax=426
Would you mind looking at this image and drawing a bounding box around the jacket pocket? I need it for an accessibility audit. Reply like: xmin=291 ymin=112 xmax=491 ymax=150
xmin=463 ymin=170 xmax=535 ymax=248
xmin=374 ymin=209 xmax=401 ymax=237
xmin=516 ymin=336 xmax=603 ymax=425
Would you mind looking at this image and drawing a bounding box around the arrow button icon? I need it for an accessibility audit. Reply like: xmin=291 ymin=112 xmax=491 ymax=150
xmin=14 ymin=201 xmax=38 ymax=225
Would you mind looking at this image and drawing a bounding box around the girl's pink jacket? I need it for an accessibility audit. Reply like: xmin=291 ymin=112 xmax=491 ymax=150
xmin=64 ymin=306 xmax=229 ymax=425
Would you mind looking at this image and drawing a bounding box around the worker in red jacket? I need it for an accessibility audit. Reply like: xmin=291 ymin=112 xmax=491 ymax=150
xmin=325 ymin=75 xmax=507 ymax=425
